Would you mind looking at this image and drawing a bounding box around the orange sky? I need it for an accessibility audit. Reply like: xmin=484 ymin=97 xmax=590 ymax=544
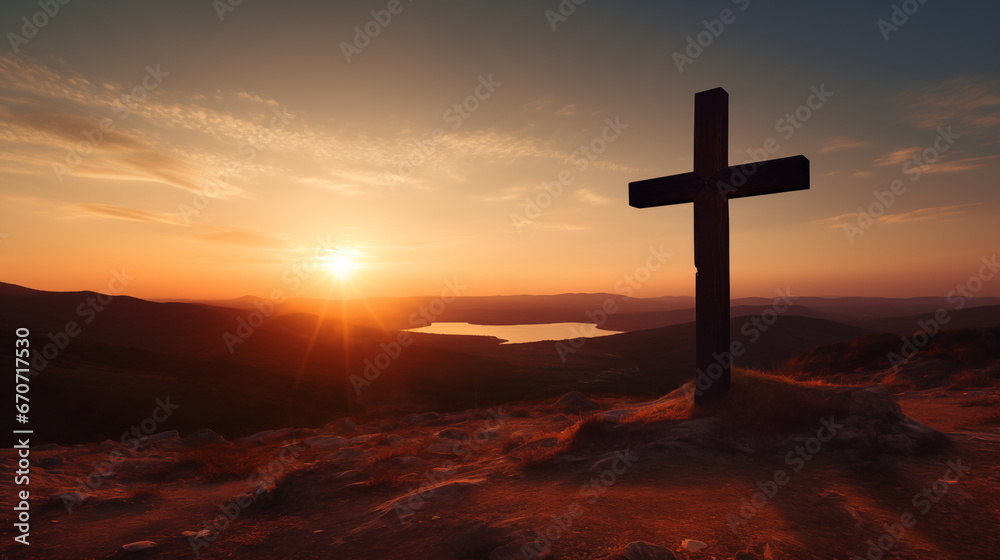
xmin=1 ymin=1 xmax=998 ymax=300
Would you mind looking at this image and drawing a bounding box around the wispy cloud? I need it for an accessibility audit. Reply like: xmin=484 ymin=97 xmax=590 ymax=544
xmin=193 ymin=228 xmax=291 ymax=248
xmin=896 ymin=76 xmax=1000 ymax=134
xmin=817 ymin=202 xmax=986 ymax=226
xmin=576 ymin=188 xmax=612 ymax=205
xmin=75 ymin=204 xmax=187 ymax=225
xmin=874 ymin=147 xmax=922 ymax=166
xmin=821 ymin=136 xmax=871 ymax=153
xmin=874 ymin=146 xmax=995 ymax=173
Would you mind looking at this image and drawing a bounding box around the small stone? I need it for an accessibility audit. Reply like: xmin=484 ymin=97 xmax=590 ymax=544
xmin=680 ymin=539 xmax=707 ymax=552
xmin=183 ymin=428 xmax=231 ymax=446
xmin=122 ymin=541 xmax=157 ymax=552
xmin=554 ymin=391 xmax=600 ymax=411
xmin=436 ymin=428 xmax=470 ymax=440
xmin=181 ymin=529 xmax=212 ymax=538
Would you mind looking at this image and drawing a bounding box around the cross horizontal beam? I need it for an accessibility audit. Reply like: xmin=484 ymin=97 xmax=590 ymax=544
xmin=628 ymin=155 xmax=809 ymax=209
xmin=628 ymin=172 xmax=703 ymax=208
xmin=711 ymin=155 xmax=810 ymax=200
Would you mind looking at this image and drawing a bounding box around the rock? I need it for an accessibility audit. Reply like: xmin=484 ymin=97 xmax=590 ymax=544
xmin=327 ymin=448 xmax=371 ymax=464
xmin=847 ymin=387 xmax=903 ymax=421
xmin=239 ymin=427 xmax=310 ymax=446
xmin=616 ymin=541 xmax=678 ymax=560
xmin=387 ymin=435 xmax=405 ymax=444
xmin=122 ymin=541 xmax=157 ymax=552
xmin=601 ymin=409 xmax=632 ymax=421
xmin=343 ymin=418 xmax=358 ymax=432
xmin=183 ymin=428 xmax=231 ymax=446
xmin=680 ymin=539 xmax=707 ymax=552
xmin=427 ymin=440 xmax=462 ymax=454
xmin=471 ymin=428 xmax=500 ymax=442
xmin=734 ymin=552 xmax=758 ymax=560
xmin=33 ymin=443 xmax=65 ymax=452
xmin=136 ymin=430 xmax=180 ymax=447
xmin=181 ymin=529 xmax=212 ymax=538
xmin=403 ymin=412 xmax=441 ymax=425
xmin=349 ymin=434 xmax=378 ymax=445
xmin=302 ymin=436 xmax=349 ymax=450
xmin=436 ymin=428 xmax=470 ymax=440
xmin=554 ymin=391 xmax=600 ymax=411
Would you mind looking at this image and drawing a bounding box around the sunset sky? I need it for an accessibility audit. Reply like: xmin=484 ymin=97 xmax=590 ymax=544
xmin=1 ymin=0 xmax=998 ymax=300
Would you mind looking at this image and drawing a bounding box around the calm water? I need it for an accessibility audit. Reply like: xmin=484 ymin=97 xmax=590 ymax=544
xmin=404 ymin=322 xmax=623 ymax=344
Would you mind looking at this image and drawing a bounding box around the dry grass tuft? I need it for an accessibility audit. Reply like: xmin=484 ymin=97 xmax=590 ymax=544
xmin=124 ymin=484 xmax=162 ymax=503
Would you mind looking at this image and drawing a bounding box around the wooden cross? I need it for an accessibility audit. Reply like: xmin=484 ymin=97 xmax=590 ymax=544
xmin=629 ymin=87 xmax=809 ymax=405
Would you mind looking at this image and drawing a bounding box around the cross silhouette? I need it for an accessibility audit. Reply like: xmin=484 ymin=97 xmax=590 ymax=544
xmin=629 ymin=87 xmax=810 ymax=405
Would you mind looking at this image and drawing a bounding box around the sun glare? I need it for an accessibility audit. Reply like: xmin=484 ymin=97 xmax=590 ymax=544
xmin=321 ymin=248 xmax=364 ymax=281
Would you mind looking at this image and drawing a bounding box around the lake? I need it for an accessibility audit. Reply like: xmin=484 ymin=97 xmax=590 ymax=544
xmin=404 ymin=322 xmax=623 ymax=344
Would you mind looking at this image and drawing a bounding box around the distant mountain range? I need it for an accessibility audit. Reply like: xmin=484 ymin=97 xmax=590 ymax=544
xmin=1 ymin=281 xmax=997 ymax=445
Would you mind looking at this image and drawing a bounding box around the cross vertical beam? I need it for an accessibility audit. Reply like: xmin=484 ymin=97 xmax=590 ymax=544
xmin=628 ymin=87 xmax=809 ymax=407
xmin=693 ymin=88 xmax=731 ymax=403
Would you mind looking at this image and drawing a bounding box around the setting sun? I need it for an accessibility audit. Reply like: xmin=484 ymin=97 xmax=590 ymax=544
xmin=321 ymin=250 xmax=363 ymax=281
